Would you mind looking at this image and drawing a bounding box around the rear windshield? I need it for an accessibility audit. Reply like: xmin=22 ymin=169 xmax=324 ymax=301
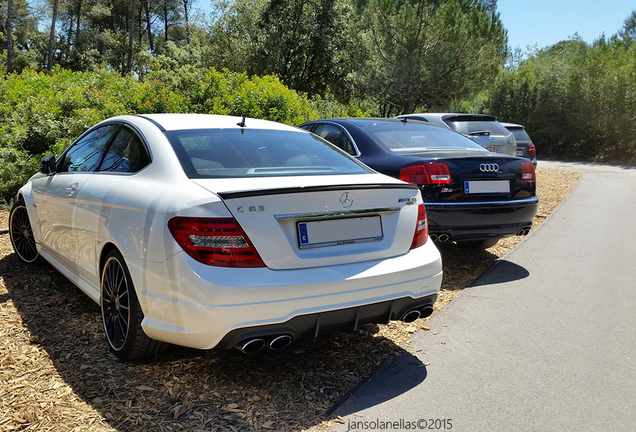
xmin=445 ymin=120 xmax=510 ymax=137
xmin=165 ymin=129 xmax=372 ymax=178
xmin=359 ymin=122 xmax=489 ymax=153
xmin=508 ymin=128 xmax=531 ymax=141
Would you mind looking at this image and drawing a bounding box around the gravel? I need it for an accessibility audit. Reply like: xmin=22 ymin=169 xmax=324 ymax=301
xmin=0 ymin=167 xmax=579 ymax=431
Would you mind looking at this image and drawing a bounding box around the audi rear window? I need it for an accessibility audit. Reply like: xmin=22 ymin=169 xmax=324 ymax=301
xmin=166 ymin=129 xmax=372 ymax=178
xmin=358 ymin=122 xmax=489 ymax=153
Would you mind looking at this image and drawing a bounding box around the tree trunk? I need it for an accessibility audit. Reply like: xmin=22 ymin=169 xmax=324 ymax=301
xmin=183 ymin=0 xmax=190 ymax=44
xmin=75 ymin=0 xmax=82 ymax=46
xmin=47 ymin=0 xmax=59 ymax=70
xmin=145 ymin=0 xmax=154 ymax=53
xmin=164 ymin=3 xmax=169 ymax=42
xmin=127 ymin=0 xmax=137 ymax=74
xmin=6 ymin=0 xmax=13 ymax=73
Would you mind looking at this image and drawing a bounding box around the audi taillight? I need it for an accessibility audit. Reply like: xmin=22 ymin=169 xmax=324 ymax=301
xmin=399 ymin=163 xmax=451 ymax=185
xmin=410 ymin=204 xmax=428 ymax=249
xmin=527 ymin=144 xmax=536 ymax=155
xmin=521 ymin=162 xmax=536 ymax=183
xmin=168 ymin=217 xmax=265 ymax=267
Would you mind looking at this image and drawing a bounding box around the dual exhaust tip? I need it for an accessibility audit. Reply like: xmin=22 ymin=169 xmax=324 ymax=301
xmin=430 ymin=233 xmax=450 ymax=243
xmin=235 ymin=334 xmax=293 ymax=354
xmin=401 ymin=305 xmax=435 ymax=323
xmin=517 ymin=228 xmax=531 ymax=236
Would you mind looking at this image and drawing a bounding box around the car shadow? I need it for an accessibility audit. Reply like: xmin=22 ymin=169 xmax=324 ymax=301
xmin=470 ymin=259 xmax=530 ymax=287
xmin=0 ymin=249 xmax=426 ymax=432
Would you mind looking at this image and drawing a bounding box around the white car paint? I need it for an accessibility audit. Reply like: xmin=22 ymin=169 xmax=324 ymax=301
xmin=17 ymin=114 xmax=443 ymax=352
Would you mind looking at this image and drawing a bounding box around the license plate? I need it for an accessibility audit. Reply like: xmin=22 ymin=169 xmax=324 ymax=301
xmin=486 ymin=147 xmax=502 ymax=153
xmin=464 ymin=180 xmax=510 ymax=194
xmin=516 ymin=150 xmax=524 ymax=156
xmin=298 ymin=216 xmax=383 ymax=249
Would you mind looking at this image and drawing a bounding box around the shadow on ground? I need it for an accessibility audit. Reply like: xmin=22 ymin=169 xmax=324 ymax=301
xmin=470 ymin=260 xmax=529 ymax=287
xmin=0 ymin=249 xmax=425 ymax=432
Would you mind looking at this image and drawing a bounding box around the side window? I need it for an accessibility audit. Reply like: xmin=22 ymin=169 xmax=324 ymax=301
xmin=99 ymin=127 xmax=151 ymax=173
xmin=59 ymin=125 xmax=120 ymax=173
xmin=313 ymin=124 xmax=356 ymax=155
xmin=298 ymin=124 xmax=314 ymax=131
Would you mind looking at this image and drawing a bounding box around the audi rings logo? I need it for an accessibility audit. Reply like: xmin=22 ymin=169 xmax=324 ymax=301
xmin=340 ymin=192 xmax=353 ymax=208
xmin=479 ymin=163 xmax=499 ymax=173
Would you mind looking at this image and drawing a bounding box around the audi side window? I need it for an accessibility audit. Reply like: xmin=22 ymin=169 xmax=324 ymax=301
xmin=59 ymin=125 xmax=120 ymax=173
xmin=99 ymin=127 xmax=151 ymax=173
xmin=313 ymin=124 xmax=356 ymax=155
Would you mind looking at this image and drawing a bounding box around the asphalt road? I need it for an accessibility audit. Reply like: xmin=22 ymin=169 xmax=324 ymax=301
xmin=326 ymin=162 xmax=636 ymax=432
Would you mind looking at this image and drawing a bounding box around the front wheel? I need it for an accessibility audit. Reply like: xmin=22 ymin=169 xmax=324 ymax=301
xmin=9 ymin=199 xmax=43 ymax=264
xmin=457 ymin=238 xmax=500 ymax=250
xmin=101 ymin=249 xmax=167 ymax=360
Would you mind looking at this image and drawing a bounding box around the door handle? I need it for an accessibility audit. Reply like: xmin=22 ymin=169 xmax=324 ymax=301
xmin=66 ymin=183 xmax=79 ymax=196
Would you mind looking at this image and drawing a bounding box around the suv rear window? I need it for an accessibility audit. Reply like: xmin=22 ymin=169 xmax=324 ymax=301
xmin=445 ymin=120 xmax=509 ymax=136
xmin=508 ymin=128 xmax=531 ymax=141
xmin=166 ymin=129 xmax=371 ymax=178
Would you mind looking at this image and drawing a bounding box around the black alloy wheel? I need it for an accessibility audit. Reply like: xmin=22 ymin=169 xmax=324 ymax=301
xmin=9 ymin=200 xmax=41 ymax=264
xmin=100 ymin=249 xmax=167 ymax=360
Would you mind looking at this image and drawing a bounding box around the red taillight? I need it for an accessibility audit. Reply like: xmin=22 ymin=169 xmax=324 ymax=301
xmin=410 ymin=204 xmax=428 ymax=249
xmin=522 ymin=161 xmax=536 ymax=183
xmin=168 ymin=217 xmax=265 ymax=267
xmin=399 ymin=163 xmax=451 ymax=185
xmin=527 ymin=144 xmax=536 ymax=155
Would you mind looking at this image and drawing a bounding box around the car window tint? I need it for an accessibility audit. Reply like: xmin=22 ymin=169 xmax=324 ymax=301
xmin=446 ymin=120 xmax=509 ymax=136
xmin=165 ymin=129 xmax=371 ymax=178
xmin=313 ymin=124 xmax=356 ymax=155
xmin=359 ymin=123 xmax=489 ymax=153
xmin=59 ymin=125 xmax=119 ymax=173
xmin=99 ymin=127 xmax=151 ymax=173
xmin=509 ymin=128 xmax=531 ymax=141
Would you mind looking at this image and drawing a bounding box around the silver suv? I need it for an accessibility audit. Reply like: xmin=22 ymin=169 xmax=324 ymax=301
xmin=396 ymin=113 xmax=516 ymax=156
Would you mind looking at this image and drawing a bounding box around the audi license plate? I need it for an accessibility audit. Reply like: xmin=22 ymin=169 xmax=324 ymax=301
xmin=464 ymin=180 xmax=510 ymax=194
xmin=298 ymin=216 xmax=383 ymax=249
xmin=486 ymin=147 xmax=502 ymax=153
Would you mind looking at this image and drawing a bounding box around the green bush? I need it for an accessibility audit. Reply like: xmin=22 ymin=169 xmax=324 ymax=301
xmin=0 ymin=66 xmax=355 ymax=204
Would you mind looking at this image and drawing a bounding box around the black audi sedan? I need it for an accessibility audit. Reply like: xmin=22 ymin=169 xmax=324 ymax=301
xmin=299 ymin=118 xmax=538 ymax=249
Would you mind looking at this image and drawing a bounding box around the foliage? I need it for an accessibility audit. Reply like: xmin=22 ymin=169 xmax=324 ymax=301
xmin=468 ymin=34 xmax=636 ymax=163
xmin=0 ymin=66 xmax=349 ymax=203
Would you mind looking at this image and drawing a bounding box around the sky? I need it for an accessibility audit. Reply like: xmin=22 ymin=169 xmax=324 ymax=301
xmin=497 ymin=0 xmax=635 ymax=51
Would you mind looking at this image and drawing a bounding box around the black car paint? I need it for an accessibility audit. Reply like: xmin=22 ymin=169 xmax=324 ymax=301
xmin=300 ymin=118 xmax=538 ymax=242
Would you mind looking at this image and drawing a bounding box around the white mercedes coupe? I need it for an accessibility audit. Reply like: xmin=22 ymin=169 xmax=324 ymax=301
xmin=9 ymin=114 xmax=443 ymax=360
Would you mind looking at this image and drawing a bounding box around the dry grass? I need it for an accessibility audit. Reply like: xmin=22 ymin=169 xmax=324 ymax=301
xmin=0 ymin=168 xmax=579 ymax=432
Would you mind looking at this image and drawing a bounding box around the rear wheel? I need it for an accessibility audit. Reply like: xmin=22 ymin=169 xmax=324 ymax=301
xmin=457 ymin=238 xmax=500 ymax=250
xmin=101 ymin=249 xmax=167 ymax=360
xmin=9 ymin=199 xmax=43 ymax=264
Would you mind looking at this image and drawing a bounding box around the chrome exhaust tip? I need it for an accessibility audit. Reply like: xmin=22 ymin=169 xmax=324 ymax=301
xmin=269 ymin=335 xmax=293 ymax=351
xmin=517 ymin=228 xmax=525 ymax=236
xmin=419 ymin=305 xmax=434 ymax=318
xmin=438 ymin=233 xmax=450 ymax=243
xmin=235 ymin=338 xmax=265 ymax=354
xmin=401 ymin=309 xmax=421 ymax=323
xmin=430 ymin=234 xmax=438 ymax=242
xmin=524 ymin=228 xmax=531 ymax=235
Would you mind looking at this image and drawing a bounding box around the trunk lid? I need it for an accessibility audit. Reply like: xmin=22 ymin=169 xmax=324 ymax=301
xmin=192 ymin=174 xmax=422 ymax=270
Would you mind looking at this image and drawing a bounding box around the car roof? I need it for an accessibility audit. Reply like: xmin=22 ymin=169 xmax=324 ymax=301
xmin=500 ymin=122 xmax=524 ymax=129
xmin=117 ymin=114 xmax=302 ymax=132
xmin=310 ymin=117 xmax=448 ymax=129
xmin=398 ymin=113 xmax=499 ymax=122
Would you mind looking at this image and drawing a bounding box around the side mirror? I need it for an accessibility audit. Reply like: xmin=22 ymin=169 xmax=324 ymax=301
xmin=39 ymin=155 xmax=56 ymax=175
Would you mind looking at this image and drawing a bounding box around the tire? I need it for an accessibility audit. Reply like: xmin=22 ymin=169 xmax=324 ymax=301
xmin=9 ymin=199 xmax=44 ymax=264
xmin=101 ymin=249 xmax=167 ymax=360
xmin=457 ymin=238 xmax=500 ymax=250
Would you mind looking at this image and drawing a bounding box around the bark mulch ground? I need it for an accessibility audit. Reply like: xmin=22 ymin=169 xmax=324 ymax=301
xmin=0 ymin=168 xmax=579 ymax=432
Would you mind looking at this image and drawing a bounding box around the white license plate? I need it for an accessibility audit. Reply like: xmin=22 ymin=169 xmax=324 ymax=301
xmin=516 ymin=150 xmax=524 ymax=156
xmin=298 ymin=216 xmax=383 ymax=249
xmin=487 ymin=147 xmax=502 ymax=153
xmin=464 ymin=180 xmax=510 ymax=194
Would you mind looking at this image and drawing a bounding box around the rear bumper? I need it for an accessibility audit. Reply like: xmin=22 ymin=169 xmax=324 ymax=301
xmin=425 ymin=196 xmax=539 ymax=241
xmin=126 ymin=239 xmax=443 ymax=350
